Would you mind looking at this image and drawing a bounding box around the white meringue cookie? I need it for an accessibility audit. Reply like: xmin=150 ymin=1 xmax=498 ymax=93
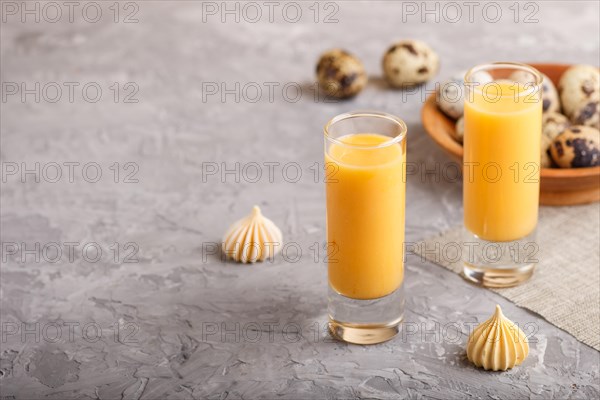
xmin=222 ymin=206 xmax=282 ymax=263
xmin=467 ymin=305 xmax=529 ymax=371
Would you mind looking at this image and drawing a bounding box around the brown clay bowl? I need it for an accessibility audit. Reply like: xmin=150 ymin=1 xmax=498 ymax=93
xmin=421 ymin=63 xmax=600 ymax=206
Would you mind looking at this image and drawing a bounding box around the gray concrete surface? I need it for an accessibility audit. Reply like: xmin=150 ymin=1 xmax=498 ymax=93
xmin=1 ymin=1 xmax=599 ymax=399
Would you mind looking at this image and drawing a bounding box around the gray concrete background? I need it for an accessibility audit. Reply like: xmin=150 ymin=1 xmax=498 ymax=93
xmin=1 ymin=1 xmax=599 ymax=399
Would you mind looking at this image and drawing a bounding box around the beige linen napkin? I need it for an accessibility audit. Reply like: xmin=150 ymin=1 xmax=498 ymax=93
xmin=414 ymin=204 xmax=600 ymax=351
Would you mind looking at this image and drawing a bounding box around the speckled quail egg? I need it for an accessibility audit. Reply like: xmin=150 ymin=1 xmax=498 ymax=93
xmin=549 ymin=125 xmax=600 ymax=168
xmin=558 ymin=65 xmax=600 ymax=118
xmin=455 ymin=116 xmax=465 ymax=143
xmin=542 ymin=112 xmax=570 ymax=141
xmin=437 ymin=71 xmax=493 ymax=120
xmin=316 ymin=49 xmax=368 ymax=98
xmin=437 ymin=75 xmax=465 ymax=119
xmin=571 ymin=100 xmax=599 ymax=129
xmin=382 ymin=40 xmax=439 ymax=88
xmin=510 ymin=71 xmax=560 ymax=113
xmin=541 ymin=134 xmax=553 ymax=168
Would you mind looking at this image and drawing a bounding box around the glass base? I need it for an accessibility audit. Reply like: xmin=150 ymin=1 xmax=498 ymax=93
xmin=328 ymin=284 xmax=404 ymax=344
xmin=463 ymin=262 xmax=535 ymax=287
xmin=462 ymin=228 xmax=537 ymax=288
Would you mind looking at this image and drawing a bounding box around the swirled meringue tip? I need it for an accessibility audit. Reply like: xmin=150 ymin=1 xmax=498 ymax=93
xmin=222 ymin=205 xmax=282 ymax=264
xmin=466 ymin=305 xmax=529 ymax=371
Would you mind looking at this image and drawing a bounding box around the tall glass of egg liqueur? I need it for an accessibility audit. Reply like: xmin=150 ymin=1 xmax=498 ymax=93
xmin=463 ymin=62 xmax=543 ymax=287
xmin=324 ymin=111 xmax=407 ymax=344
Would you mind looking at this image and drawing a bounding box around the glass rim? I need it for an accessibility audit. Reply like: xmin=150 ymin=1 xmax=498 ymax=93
xmin=464 ymin=62 xmax=544 ymax=97
xmin=323 ymin=110 xmax=407 ymax=149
